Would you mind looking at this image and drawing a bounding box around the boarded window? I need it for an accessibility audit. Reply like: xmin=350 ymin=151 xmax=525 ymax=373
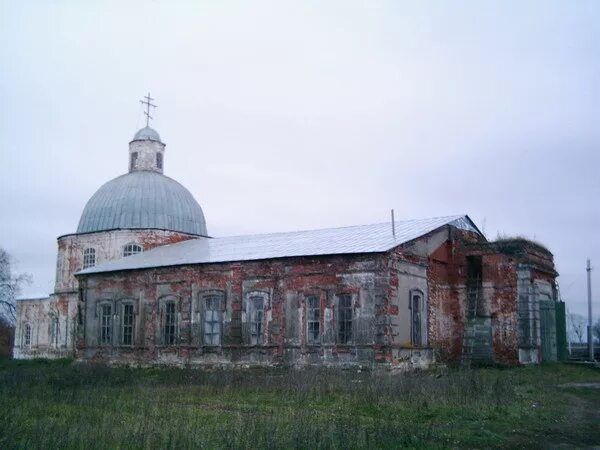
xmin=123 ymin=244 xmax=143 ymax=257
xmin=204 ymin=295 xmax=222 ymax=346
xmin=121 ymin=304 xmax=134 ymax=346
xmin=23 ymin=324 xmax=31 ymax=347
xmin=100 ymin=304 xmax=112 ymax=345
xmin=83 ymin=248 xmax=96 ymax=269
xmin=411 ymin=292 xmax=422 ymax=346
xmin=337 ymin=295 xmax=353 ymax=344
xmin=307 ymin=295 xmax=320 ymax=344
xmin=162 ymin=301 xmax=177 ymax=345
xmin=50 ymin=317 xmax=59 ymax=346
xmin=250 ymin=295 xmax=264 ymax=345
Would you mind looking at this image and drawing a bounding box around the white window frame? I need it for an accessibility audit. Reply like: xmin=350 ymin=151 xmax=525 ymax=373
xmin=83 ymin=248 xmax=96 ymax=269
xmin=306 ymin=295 xmax=321 ymax=345
xmin=203 ymin=293 xmax=224 ymax=346
xmin=246 ymin=291 xmax=269 ymax=346
xmin=23 ymin=323 xmax=31 ymax=348
xmin=123 ymin=243 xmax=143 ymax=257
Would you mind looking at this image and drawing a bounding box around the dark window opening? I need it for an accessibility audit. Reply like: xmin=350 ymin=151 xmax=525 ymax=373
xmin=466 ymin=255 xmax=483 ymax=317
xmin=250 ymin=296 xmax=264 ymax=345
xmin=123 ymin=244 xmax=143 ymax=257
xmin=122 ymin=304 xmax=134 ymax=346
xmin=162 ymin=301 xmax=177 ymax=345
xmin=307 ymin=295 xmax=320 ymax=344
xmin=130 ymin=152 xmax=138 ymax=170
xmin=156 ymin=153 xmax=163 ymax=169
xmin=100 ymin=304 xmax=112 ymax=345
xmin=337 ymin=295 xmax=353 ymax=344
xmin=411 ymin=293 xmax=422 ymax=346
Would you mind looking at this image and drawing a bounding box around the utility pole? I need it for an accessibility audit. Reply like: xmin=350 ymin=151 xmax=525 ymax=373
xmin=587 ymin=259 xmax=594 ymax=361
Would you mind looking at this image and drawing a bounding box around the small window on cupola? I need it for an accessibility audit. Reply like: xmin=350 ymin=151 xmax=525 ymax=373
xmin=156 ymin=153 xmax=163 ymax=170
xmin=130 ymin=152 xmax=138 ymax=171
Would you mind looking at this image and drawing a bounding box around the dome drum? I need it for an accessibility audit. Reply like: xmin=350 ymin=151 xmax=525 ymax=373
xmin=77 ymin=125 xmax=207 ymax=236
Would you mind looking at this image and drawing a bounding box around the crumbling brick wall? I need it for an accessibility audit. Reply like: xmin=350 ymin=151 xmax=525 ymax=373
xmin=78 ymin=251 xmax=434 ymax=369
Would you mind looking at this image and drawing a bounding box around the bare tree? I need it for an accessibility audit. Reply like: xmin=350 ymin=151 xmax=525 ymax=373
xmin=567 ymin=312 xmax=586 ymax=344
xmin=0 ymin=248 xmax=31 ymax=324
xmin=593 ymin=318 xmax=600 ymax=344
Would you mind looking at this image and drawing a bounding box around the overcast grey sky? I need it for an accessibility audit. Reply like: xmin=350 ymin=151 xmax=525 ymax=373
xmin=1 ymin=1 xmax=598 ymax=319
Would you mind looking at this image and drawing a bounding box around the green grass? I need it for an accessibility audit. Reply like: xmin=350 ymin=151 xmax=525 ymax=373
xmin=0 ymin=359 xmax=599 ymax=449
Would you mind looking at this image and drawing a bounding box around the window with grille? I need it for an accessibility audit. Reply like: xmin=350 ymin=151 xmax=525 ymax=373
xmin=23 ymin=324 xmax=31 ymax=347
xmin=156 ymin=153 xmax=163 ymax=169
xmin=100 ymin=304 xmax=112 ymax=345
xmin=307 ymin=295 xmax=320 ymax=344
xmin=123 ymin=243 xmax=143 ymax=257
xmin=83 ymin=248 xmax=96 ymax=269
xmin=250 ymin=296 xmax=264 ymax=345
xmin=411 ymin=293 xmax=422 ymax=346
xmin=337 ymin=295 xmax=353 ymax=344
xmin=121 ymin=304 xmax=134 ymax=346
xmin=162 ymin=301 xmax=177 ymax=345
xmin=204 ymin=295 xmax=222 ymax=346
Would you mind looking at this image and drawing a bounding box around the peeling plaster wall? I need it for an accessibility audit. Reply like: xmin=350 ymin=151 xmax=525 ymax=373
xmin=13 ymin=229 xmax=200 ymax=360
xmin=78 ymin=252 xmax=434 ymax=369
xmin=129 ymin=139 xmax=165 ymax=173
xmin=13 ymin=296 xmax=75 ymax=359
xmin=55 ymin=229 xmax=199 ymax=293
xmin=425 ymin=229 xmax=558 ymax=366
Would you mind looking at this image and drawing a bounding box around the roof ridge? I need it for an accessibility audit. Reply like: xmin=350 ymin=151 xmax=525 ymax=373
xmin=213 ymin=214 xmax=467 ymax=240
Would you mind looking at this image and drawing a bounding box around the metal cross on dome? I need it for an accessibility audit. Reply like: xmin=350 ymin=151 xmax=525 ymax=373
xmin=140 ymin=93 xmax=157 ymax=127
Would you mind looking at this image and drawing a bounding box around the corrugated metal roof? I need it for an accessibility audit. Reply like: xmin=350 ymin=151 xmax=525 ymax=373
xmin=76 ymin=171 xmax=208 ymax=236
xmin=78 ymin=215 xmax=479 ymax=275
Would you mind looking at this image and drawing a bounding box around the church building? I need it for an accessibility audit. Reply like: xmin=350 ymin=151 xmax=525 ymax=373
xmin=14 ymin=105 xmax=565 ymax=368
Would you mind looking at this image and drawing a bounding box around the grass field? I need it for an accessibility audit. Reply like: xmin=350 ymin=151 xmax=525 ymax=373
xmin=0 ymin=359 xmax=599 ymax=449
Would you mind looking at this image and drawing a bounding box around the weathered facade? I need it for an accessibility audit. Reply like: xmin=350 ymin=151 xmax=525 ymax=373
xmin=14 ymin=120 xmax=565 ymax=368
xmin=74 ymin=224 xmax=563 ymax=368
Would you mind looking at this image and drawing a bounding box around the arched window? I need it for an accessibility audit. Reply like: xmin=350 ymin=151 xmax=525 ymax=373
xmin=337 ymin=294 xmax=353 ymax=344
xmin=121 ymin=302 xmax=135 ymax=346
xmin=130 ymin=152 xmax=138 ymax=171
xmin=246 ymin=291 xmax=269 ymax=345
xmin=156 ymin=153 xmax=163 ymax=170
xmin=123 ymin=243 xmax=143 ymax=257
xmin=23 ymin=324 xmax=31 ymax=347
xmin=410 ymin=290 xmax=424 ymax=346
xmin=100 ymin=303 xmax=113 ymax=345
xmin=306 ymin=295 xmax=321 ymax=344
xmin=203 ymin=292 xmax=224 ymax=346
xmin=83 ymin=248 xmax=96 ymax=269
xmin=160 ymin=298 xmax=178 ymax=345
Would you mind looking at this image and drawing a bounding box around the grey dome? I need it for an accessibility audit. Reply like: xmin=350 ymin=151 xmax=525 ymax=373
xmin=133 ymin=126 xmax=161 ymax=142
xmin=77 ymin=171 xmax=207 ymax=236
